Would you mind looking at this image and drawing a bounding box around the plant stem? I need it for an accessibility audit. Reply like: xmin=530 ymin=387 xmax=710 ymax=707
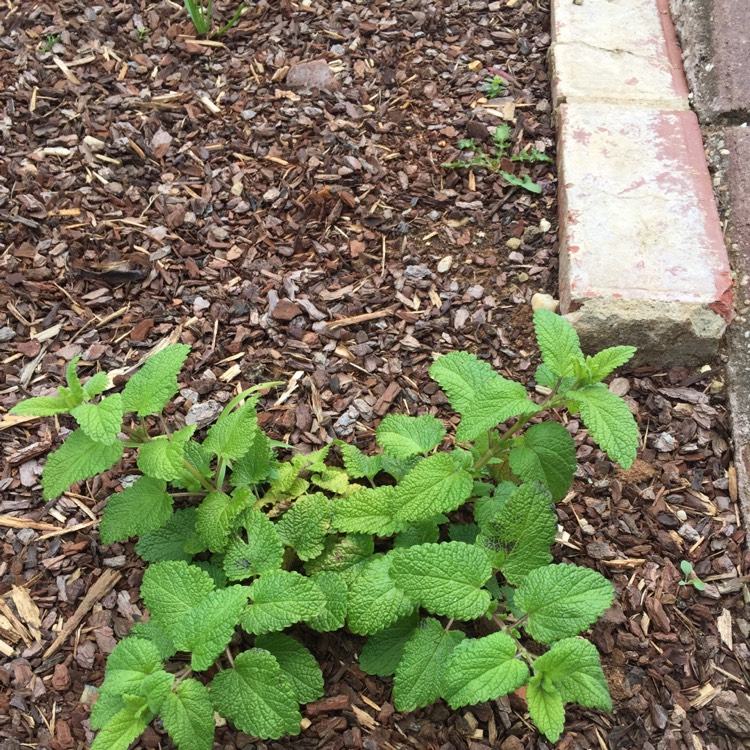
xmin=182 ymin=459 xmax=215 ymax=493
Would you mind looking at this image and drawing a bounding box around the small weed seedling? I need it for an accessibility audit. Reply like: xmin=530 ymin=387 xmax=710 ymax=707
xmin=11 ymin=311 xmax=640 ymax=747
xmin=679 ymin=560 xmax=706 ymax=591
xmin=479 ymin=74 xmax=508 ymax=99
xmin=38 ymin=33 xmax=61 ymax=53
xmin=136 ymin=27 xmax=150 ymax=42
xmin=183 ymin=0 xmax=244 ymax=38
xmin=443 ymin=124 xmax=553 ymax=194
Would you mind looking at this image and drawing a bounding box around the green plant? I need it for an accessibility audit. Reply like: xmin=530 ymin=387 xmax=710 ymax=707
xmin=136 ymin=27 xmax=150 ymax=42
xmin=38 ymin=33 xmax=61 ymax=53
xmin=442 ymin=124 xmax=553 ymax=194
xmin=10 ymin=311 xmax=639 ymax=747
xmin=479 ymin=74 xmax=508 ymax=99
xmin=183 ymin=0 xmax=244 ymax=38
xmin=679 ymin=560 xmax=706 ymax=591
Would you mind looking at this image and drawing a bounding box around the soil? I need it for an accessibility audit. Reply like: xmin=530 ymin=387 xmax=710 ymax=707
xmin=1 ymin=2 xmax=748 ymax=750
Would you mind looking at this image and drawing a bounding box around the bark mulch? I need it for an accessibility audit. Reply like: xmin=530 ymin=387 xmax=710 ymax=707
xmin=0 ymin=1 xmax=748 ymax=749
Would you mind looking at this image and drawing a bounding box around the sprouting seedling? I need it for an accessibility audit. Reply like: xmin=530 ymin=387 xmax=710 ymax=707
xmin=679 ymin=560 xmax=706 ymax=591
xmin=479 ymin=75 xmax=508 ymax=99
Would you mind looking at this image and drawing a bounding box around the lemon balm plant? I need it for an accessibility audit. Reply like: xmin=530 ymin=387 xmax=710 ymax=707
xmin=10 ymin=311 xmax=639 ymax=748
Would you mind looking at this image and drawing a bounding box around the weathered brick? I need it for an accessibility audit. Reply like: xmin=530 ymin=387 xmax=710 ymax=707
xmin=558 ymin=103 xmax=731 ymax=364
xmin=551 ymin=0 xmax=688 ymax=108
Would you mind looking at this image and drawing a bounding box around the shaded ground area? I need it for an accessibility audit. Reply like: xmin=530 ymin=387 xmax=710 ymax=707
xmin=0 ymin=1 xmax=748 ymax=749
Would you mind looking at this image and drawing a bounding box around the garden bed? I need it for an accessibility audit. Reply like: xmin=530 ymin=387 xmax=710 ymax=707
xmin=0 ymin=1 xmax=747 ymax=749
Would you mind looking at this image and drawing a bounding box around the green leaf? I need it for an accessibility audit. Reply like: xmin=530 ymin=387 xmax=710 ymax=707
xmin=100 ymin=476 xmax=173 ymax=545
xmin=394 ymin=518 xmax=443 ymax=548
xmin=375 ymin=414 xmax=446 ymax=458
xmin=230 ymin=430 xmax=273 ymax=486
xmin=338 ymin=443 xmax=383 ymax=480
xmin=533 ymin=309 xmax=584 ymax=378
xmin=331 ymin=486 xmax=401 ymax=535
xmin=10 ymin=394 xmax=75 ymax=416
xmin=255 ymin=633 xmax=324 ymax=704
xmin=69 ymin=394 xmax=123 ymax=445
xmin=102 ymin=637 xmax=164 ymax=695
xmin=570 ymin=384 xmax=639 ymax=469
xmin=65 ymin=356 xmax=84 ymax=400
xmin=161 ymin=678 xmax=215 ymax=750
xmin=196 ymin=489 xmax=249 ymax=553
xmin=210 ymin=649 xmax=301 ymax=739
xmin=194 ymin=558 xmax=228 ymax=588
xmin=129 ymin=620 xmax=176 ymax=660
xmin=203 ymin=401 xmax=258 ymax=461
xmin=83 ymin=371 xmax=109 ymax=399
xmin=476 ymin=482 xmax=557 ymax=584
xmin=137 ymin=425 xmax=195 ymax=482
xmin=135 ymin=508 xmax=202 ymax=562
xmin=172 ymin=440 xmax=214 ymax=492
xmin=122 ymin=344 xmax=191 ymax=417
xmin=442 ymin=632 xmax=530 ymax=708
xmin=172 ymin=585 xmax=250 ymax=670
xmin=532 ymin=637 xmax=611 ymax=710
xmin=224 ymin=508 xmax=284 ymax=581
xmin=389 ymin=542 xmax=492 ymax=620
xmin=429 ymin=351 xmax=539 ymax=442
xmin=90 ymin=706 xmax=150 ymax=750
xmin=514 ymin=564 xmax=614 ymax=644
xmin=304 ymin=534 xmax=374 ymax=576
xmin=90 ymin=690 xmax=127 ymax=730
xmin=359 ymin=612 xmax=419 ymax=677
xmin=311 ymin=466 xmax=359 ymax=495
xmin=305 ymin=572 xmax=348 ymax=632
xmin=277 ymin=493 xmax=332 ymax=561
xmin=527 ymin=674 xmax=565 ymax=743
xmin=393 ymin=618 xmax=465 ymax=712
xmin=42 ymin=429 xmax=124 ymax=500
xmin=509 ymin=422 xmax=576 ymax=501
xmin=473 ymin=481 xmax=515 ymax=526
xmin=141 ymin=561 xmax=215 ymax=636
xmin=346 ymin=556 xmax=417 ymax=635
xmin=141 ymin=670 xmax=174 ymax=712
xmin=241 ymin=570 xmax=325 ymax=635
xmin=501 ymin=170 xmax=542 ymax=193
xmin=585 ymin=346 xmax=636 ymax=383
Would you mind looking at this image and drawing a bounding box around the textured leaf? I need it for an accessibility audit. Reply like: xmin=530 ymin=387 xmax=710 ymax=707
xmin=303 ymin=572 xmax=347 ymax=632
xmin=533 ymin=309 xmax=584 ymax=378
xmin=514 ymin=564 xmax=615 ymax=644
xmin=196 ymin=489 xmax=249 ymax=553
xmin=210 ymin=649 xmax=301 ymax=739
xmin=532 ymin=637 xmax=611 ymax=710
xmin=203 ymin=401 xmax=258 ymax=461
xmin=527 ymin=674 xmax=565 ymax=743
xmin=338 ymin=443 xmax=383 ymax=480
xmin=141 ymin=561 xmax=215 ymax=636
xmin=230 ymin=430 xmax=273 ymax=486
xmin=455 ymin=377 xmax=540 ymax=443
xmin=332 ymin=486 xmax=402 ymax=535
xmin=394 ymin=454 xmax=473 ymax=525
xmin=571 ymin=384 xmax=639 ymax=469
xmin=137 ymin=425 xmax=195 ymax=482
xmin=375 ymin=414 xmax=446 ymax=458
xmin=442 ymin=632 xmax=529 ymax=708
xmin=129 ymin=620 xmax=176 ymax=660
xmin=509 ymin=422 xmax=576 ymax=501
xmin=90 ymin=706 xmax=150 ymax=750
xmin=241 ymin=570 xmax=325 ymax=635
xmin=277 ymin=493 xmax=332 ymax=561
xmin=172 ymin=440 xmax=214 ymax=492
xmin=135 ymin=508 xmax=202 ymax=562
xmin=70 ymin=394 xmax=123 ymax=444
xmin=429 ymin=351 xmax=538 ymax=442
xmin=101 ymin=637 xmax=163 ymax=696
xmin=359 ymin=612 xmax=419 ymax=677
xmin=90 ymin=690 xmax=127 ymax=730
xmin=223 ymin=508 xmax=284 ymax=581
xmin=473 ymin=481 xmax=515 ymax=526
xmin=346 ymin=556 xmax=417 ymax=635
xmin=476 ymin=482 xmax=557 ymax=584
xmin=141 ymin=670 xmax=174 ymax=712
xmin=304 ymin=534 xmax=374 ymax=576
xmin=255 ymin=633 xmax=324 ymax=704
xmin=42 ymin=429 xmax=124 ymax=500
xmin=161 ymin=678 xmax=215 ymax=750
xmin=83 ymin=371 xmax=109 ymax=399
xmin=389 ymin=542 xmax=492 ymax=620
xmin=173 ymin=586 xmax=250 ymax=670
xmin=585 ymin=346 xmax=636 ymax=383
xmin=393 ymin=618 xmax=465 ymax=711
xmin=10 ymin=393 xmax=76 ymax=416
xmin=100 ymin=476 xmax=173 ymax=545
xmin=394 ymin=518 xmax=442 ymax=548
xmin=65 ymin=356 xmax=84 ymax=400
xmin=122 ymin=344 xmax=191 ymax=417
